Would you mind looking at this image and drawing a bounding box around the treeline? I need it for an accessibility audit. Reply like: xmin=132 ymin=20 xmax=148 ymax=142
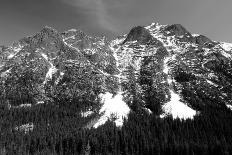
xmin=0 ymin=100 xmax=232 ymax=155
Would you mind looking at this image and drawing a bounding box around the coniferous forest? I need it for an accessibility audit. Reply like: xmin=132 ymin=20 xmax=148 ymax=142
xmin=0 ymin=97 xmax=232 ymax=155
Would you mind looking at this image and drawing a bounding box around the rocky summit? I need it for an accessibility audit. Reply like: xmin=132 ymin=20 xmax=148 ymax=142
xmin=0 ymin=22 xmax=232 ymax=154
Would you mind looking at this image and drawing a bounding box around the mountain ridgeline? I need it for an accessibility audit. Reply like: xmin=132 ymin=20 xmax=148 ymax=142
xmin=0 ymin=23 xmax=232 ymax=154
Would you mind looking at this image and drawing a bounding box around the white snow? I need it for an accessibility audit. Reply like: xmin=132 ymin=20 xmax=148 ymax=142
xmin=206 ymin=79 xmax=218 ymax=87
xmin=203 ymin=48 xmax=211 ymax=56
xmin=17 ymin=104 xmax=32 ymax=108
xmin=67 ymin=29 xmax=77 ymax=32
xmin=55 ymin=71 xmax=65 ymax=85
xmin=41 ymin=53 xmax=48 ymax=60
xmin=220 ymin=42 xmax=232 ymax=51
xmin=7 ymin=46 xmax=23 ymax=59
xmin=93 ymin=92 xmax=130 ymax=128
xmin=145 ymin=23 xmax=198 ymax=53
xmin=145 ymin=26 xmax=198 ymax=119
xmin=192 ymin=34 xmax=200 ymax=37
xmin=63 ymin=35 xmax=76 ymax=41
xmin=15 ymin=123 xmax=34 ymax=134
xmin=0 ymin=68 xmax=12 ymax=78
xmin=221 ymin=51 xmax=231 ymax=58
xmin=110 ymin=37 xmax=125 ymax=48
xmin=81 ymin=110 xmax=94 ymax=118
xmin=7 ymin=54 xmax=15 ymax=59
xmin=36 ymin=101 xmax=45 ymax=105
xmin=143 ymin=107 xmax=153 ymax=114
xmin=163 ymin=57 xmax=170 ymax=74
xmin=7 ymin=51 xmax=20 ymax=59
xmin=226 ymin=104 xmax=232 ymax=111
xmin=44 ymin=65 xmax=57 ymax=84
xmin=163 ymin=56 xmax=173 ymax=84
xmin=145 ymin=22 xmax=163 ymax=32
xmin=42 ymin=51 xmax=58 ymax=84
xmin=14 ymin=46 xmax=23 ymax=52
xmin=160 ymin=90 xmax=197 ymax=120
xmin=145 ymin=23 xmax=156 ymax=29
xmin=167 ymin=78 xmax=173 ymax=84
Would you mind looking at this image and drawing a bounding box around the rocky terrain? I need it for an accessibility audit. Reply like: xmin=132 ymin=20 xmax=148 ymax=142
xmin=0 ymin=22 xmax=232 ymax=130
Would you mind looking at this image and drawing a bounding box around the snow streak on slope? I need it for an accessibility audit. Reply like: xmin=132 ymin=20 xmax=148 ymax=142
xmin=40 ymin=52 xmax=58 ymax=84
xmin=221 ymin=50 xmax=232 ymax=59
xmin=7 ymin=46 xmax=23 ymax=59
xmin=160 ymin=90 xmax=197 ymax=120
xmin=44 ymin=65 xmax=57 ymax=83
xmin=163 ymin=56 xmax=173 ymax=85
xmin=94 ymin=92 xmax=130 ymax=128
xmin=162 ymin=55 xmax=197 ymax=119
xmin=163 ymin=57 xmax=169 ymax=74
xmin=206 ymin=79 xmax=218 ymax=87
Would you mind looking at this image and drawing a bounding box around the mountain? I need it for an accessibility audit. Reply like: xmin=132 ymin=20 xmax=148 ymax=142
xmin=0 ymin=22 xmax=232 ymax=154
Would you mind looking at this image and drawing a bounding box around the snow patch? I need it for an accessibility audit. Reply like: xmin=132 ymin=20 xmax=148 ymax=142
xmin=15 ymin=123 xmax=34 ymax=134
xmin=67 ymin=29 xmax=77 ymax=32
xmin=63 ymin=35 xmax=76 ymax=41
xmin=81 ymin=110 xmax=94 ymax=118
xmin=160 ymin=90 xmax=196 ymax=120
xmin=226 ymin=104 xmax=232 ymax=111
xmin=145 ymin=22 xmax=163 ymax=32
xmin=110 ymin=37 xmax=125 ymax=48
xmin=41 ymin=53 xmax=48 ymax=61
xmin=55 ymin=71 xmax=65 ymax=85
xmin=7 ymin=46 xmax=23 ymax=59
xmin=46 ymin=66 xmax=57 ymax=80
xmin=36 ymin=101 xmax=45 ymax=105
xmin=17 ymin=104 xmax=32 ymax=108
xmin=7 ymin=54 xmax=15 ymax=59
xmin=145 ymin=23 xmax=156 ymax=29
xmin=220 ymin=42 xmax=232 ymax=51
xmin=94 ymin=92 xmax=130 ymax=128
xmin=143 ymin=107 xmax=153 ymax=114
xmin=44 ymin=64 xmax=58 ymax=84
xmin=192 ymin=34 xmax=200 ymax=37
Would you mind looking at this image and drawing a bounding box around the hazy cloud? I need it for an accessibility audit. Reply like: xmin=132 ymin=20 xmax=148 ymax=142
xmin=61 ymin=0 xmax=118 ymax=33
xmin=0 ymin=0 xmax=232 ymax=45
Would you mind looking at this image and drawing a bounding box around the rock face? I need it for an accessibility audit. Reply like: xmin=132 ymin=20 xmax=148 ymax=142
xmin=122 ymin=26 xmax=154 ymax=44
xmin=1 ymin=22 xmax=232 ymax=127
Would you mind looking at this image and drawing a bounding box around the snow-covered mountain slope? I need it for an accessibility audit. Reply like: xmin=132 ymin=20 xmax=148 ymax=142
xmin=1 ymin=22 xmax=232 ymax=128
xmin=110 ymin=22 xmax=232 ymax=120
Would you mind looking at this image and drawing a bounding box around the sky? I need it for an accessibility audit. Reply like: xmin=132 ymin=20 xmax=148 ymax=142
xmin=0 ymin=0 xmax=232 ymax=46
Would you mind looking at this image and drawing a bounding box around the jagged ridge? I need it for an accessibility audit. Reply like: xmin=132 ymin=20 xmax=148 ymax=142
xmin=0 ymin=22 xmax=232 ymax=130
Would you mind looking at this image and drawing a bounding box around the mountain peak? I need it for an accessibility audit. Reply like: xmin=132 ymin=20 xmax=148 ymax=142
xmin=41 ymin=26 xmax=58 ymax=33
xmin=122 ymin=26 xmax=153 ymax=44
xmin=164 ymin=24 xmax=191 ymax=36
xmin=39 ymin=26 xmax=62 ymax=40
